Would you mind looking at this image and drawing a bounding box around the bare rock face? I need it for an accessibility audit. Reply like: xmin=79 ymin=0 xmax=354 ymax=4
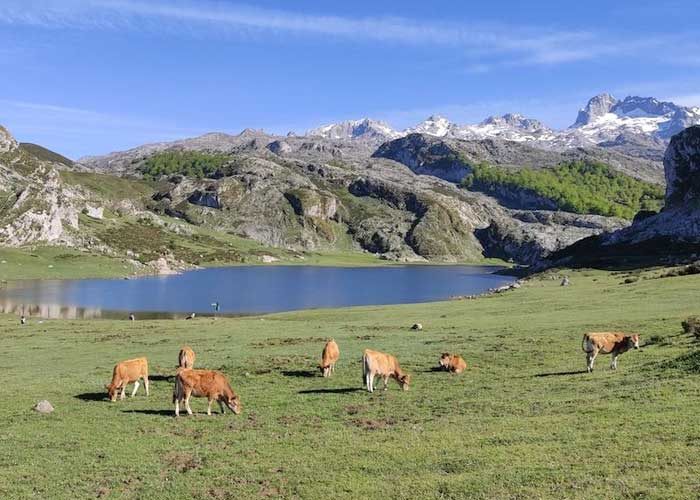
xmin=664 ymin=126 xmax=700 ymax=208
xmin=0 ymin=125 xmax=18 ymax=153
xmin=33 ymin=400 xmax=54 ymax=414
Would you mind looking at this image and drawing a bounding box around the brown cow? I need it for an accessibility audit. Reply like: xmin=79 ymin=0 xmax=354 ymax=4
xmin=319 ymin=339 xmax=340 ymax=377
xmin=173 ymin=369 xmax=242 ymax=417
xmin=178 ymin=346 xmax=196 ymax=369
xmin=362 ymin=349 xmax=410 ymax=393
xmin=106 ymin=357 xmax=149 ymax=402
xmin=439 ymin=353 xmax=467 ymax=374
xmin=582 ymin=332 xmax=640 ymax=372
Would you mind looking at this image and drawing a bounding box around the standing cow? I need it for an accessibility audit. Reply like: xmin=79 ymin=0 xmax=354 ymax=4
xmin=582 ymin=332 xmax=640 ymax=372
xmin=319 ymin=339 xmax=340 ymax=377
xmin=106 ymin=357 xmax=150 ymax=401
xmin=178 ymin=346 xmax=196 ymax=369
xmin=173 ymin=369 xmax=242 ymax=417
xmin=362 ymin=349 xmax=411 ymax=393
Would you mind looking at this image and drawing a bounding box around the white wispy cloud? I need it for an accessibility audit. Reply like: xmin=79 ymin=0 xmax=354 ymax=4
xmin=0 ymin=0 xmax=689 ymax=71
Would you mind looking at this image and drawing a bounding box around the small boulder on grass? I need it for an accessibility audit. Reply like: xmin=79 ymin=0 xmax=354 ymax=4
xmin=682 ymin=316 xmax=700 ymax=339
xmin=33 ymin=400 xmax=54 ymax=414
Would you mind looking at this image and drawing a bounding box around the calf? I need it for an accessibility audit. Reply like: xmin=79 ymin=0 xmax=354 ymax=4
xmin=178 ymin=346 xmax=196 ymax=369
xmin=439 ymin=353 xmax=467 ymax=374
xmin=106 ymin=357 xmax=149 ymax=402
xmin=319 ymin=339 xmax=340 ymax=377
xmin=582 ymin=332 xmax=640 ymax=372
xmin=173 ymin=369 xmax=242 ymax=417
xmin=362 ymin=349 xmax=410 ymax=393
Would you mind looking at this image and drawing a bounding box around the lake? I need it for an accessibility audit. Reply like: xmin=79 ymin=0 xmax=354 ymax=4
xmin=0 ymin=265 xmax=511 ymax=319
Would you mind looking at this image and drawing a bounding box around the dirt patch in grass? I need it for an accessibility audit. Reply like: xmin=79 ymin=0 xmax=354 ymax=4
xmin=250 ymin=336 xmax=327 ymax=348
xmin=348 ymin=417 xmax=397 ymax=431
xmin=163 ymin=451 xmax=203 ymax=473
xmin=344 ymin=404 xmax=368 ymax=415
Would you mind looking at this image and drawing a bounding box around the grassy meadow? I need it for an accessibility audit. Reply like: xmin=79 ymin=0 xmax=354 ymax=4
xmin=1 ymin=268 xmax=700 ymax=498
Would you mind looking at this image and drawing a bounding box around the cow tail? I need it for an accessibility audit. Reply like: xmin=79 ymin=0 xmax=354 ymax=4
xmin=178 ymin=350 xmax=184 ymax=368
xmin=581 ymin=334 xmax=590 ymax=353
xmin=362 ymin=352 xmax=368 ymax=387
xmin=173 ymin=375 xmax=182 ymax=404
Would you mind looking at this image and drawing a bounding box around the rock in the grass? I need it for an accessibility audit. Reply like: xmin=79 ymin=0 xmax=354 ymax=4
xmin=33 ymin=400 xmax=54 ymax=414
xmin=411 ymin=323 xmax=423 ymax=331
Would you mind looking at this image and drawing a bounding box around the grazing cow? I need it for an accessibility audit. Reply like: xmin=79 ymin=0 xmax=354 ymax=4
xmin=439 ymin=353 xmax=467 ymax=374
xmin=582 ymin=332 xmax=640 ymax=372
xmin=173 ymin=369 xmax=242 ymax=417
xmin=178 ymin=346 xmax=196 ymax=369
xmin=362 ymin=349 xmax=410 ymax=393
xmin=106 ymin=357 xmax=149 ymax=402
xmin=319 ymin=339 xmax=340 ymax=377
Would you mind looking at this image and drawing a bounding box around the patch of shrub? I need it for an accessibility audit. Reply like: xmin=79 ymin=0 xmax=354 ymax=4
xmin=139 ymin=151 xmax=230 ymax=180
xmin=460 ymin=160 xmax=664 ymax=219
xmin=682 ymin=316 xmax=700 ymax=339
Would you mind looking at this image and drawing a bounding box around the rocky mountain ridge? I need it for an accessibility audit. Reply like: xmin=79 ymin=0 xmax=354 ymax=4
xmin=301 ymin=94 xmax=700 ymax=162
xmin=1 ymin=123 xmax=629 ymax=266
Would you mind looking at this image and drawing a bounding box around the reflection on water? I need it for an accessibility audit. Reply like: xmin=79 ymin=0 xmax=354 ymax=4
xmin=0 ymin=298 xmax=211 ymax=320
xmin=0 ymin=265 xmax=511 ymax=320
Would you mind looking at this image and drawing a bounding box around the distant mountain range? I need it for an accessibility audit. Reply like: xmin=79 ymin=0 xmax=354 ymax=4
xmin=306 ymin=94 xmax=700 ymax=159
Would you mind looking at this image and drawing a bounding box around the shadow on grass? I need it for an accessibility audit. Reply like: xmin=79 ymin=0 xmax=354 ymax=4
xmin=423 ymin=367 xmax=445 ymax=373
xmin=121 ymin=409 xmax=173 ymax=416
xmin=75 ymin=392 xmax=108 ymax=402
xmin=535 ymin=370 xmax=588 ymax=378
xmin=282 ymin=370 xmax=317 ymax=378
xmin=298 ymin=388 xmax=362 ymax=394
xmin=149 ymin=374 xmax=175 ymax=382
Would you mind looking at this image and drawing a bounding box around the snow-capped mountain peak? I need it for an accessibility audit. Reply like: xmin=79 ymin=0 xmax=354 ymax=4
xmin=300 ymin=94 xmax=700 ymax=159
xmin=306 ymin=118 xmax=400 ymax=141
xmin=407 ymin=115 xmax=453 ymax=137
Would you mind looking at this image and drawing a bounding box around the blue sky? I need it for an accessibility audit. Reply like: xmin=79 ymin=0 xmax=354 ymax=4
xmin=1 ymin=0 xmax=699 ymax=158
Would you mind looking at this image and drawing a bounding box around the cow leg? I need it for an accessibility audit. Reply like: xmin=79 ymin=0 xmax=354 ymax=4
xmin=587 ymin=350 xmax=599 ymax=373
xmin=131 ymin=380 xmax=140 ymax=397
xmin=207 ymin=398 xmax=213 ymax=416
xmin=144 ymin=376 xmax=150 ymax=396
xmin=120 ymin=383 xmax=127 ymax=400
xmin=382 ymin=376 xmax=389 ymax=391
xmin=184 ymin=389 xmax=193 ymax=416
xmin=218 ymin=400 xmax=226 ymax=414
xmin=175 ymin=399 xmax=180 ymax=417
xmin=367 ymin=374 xmax=374 ymax=393
xmin=611 ymin=354 xmax=618 ymax=370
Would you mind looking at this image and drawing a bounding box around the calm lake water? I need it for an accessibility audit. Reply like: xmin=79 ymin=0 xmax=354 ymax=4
xmin=0 ymin=265 xmax=511 ymax=319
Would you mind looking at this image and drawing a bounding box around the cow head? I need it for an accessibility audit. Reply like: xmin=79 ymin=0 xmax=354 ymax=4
xmin=105 ymin=383 xmax=119 ymax=402
xmin=439 ymin=353 xmax=451 ymax=370
xmin=398 ymin=373 xmax=411 ymax=391
xmin=319 ymin=364 xmax=330 ymax=377
xmin=629 ymin=334 xmax=640 ymax=349
xmin=224 ymin=393 xmax=242 ymax=415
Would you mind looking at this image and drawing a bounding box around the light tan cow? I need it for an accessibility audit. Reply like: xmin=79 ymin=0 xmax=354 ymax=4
xmin=106 ymin=357 xmax=149 ymax=402
xmin=362 ymin=349 xmax=411 ymax=393
xmin=319 ymin=339 xmax=340 ymax=377
xmin=439 ymin=353 xmax=467 ymax=374
xmin=173 ymin=369 xmax=242 ymax=417
xmin=582 ymin=332 xmax=640 ymax=372
xmin=178 ymin=346 xmax=196 ymax=369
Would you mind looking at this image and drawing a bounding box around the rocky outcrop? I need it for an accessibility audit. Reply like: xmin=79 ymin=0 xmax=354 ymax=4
xmin=375 ymin=133 xmax=664 ymax=185
xmin=664 ymin=126 xmax=700 ymax=208
xmin=284 ymin=189 xmax=338 ymax=219
xmin=0 ymin=125 xmax=18 ymax=153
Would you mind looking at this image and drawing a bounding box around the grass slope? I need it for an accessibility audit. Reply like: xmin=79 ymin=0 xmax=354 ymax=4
xmin=1 ymin=269 xmax=700 ymax=498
